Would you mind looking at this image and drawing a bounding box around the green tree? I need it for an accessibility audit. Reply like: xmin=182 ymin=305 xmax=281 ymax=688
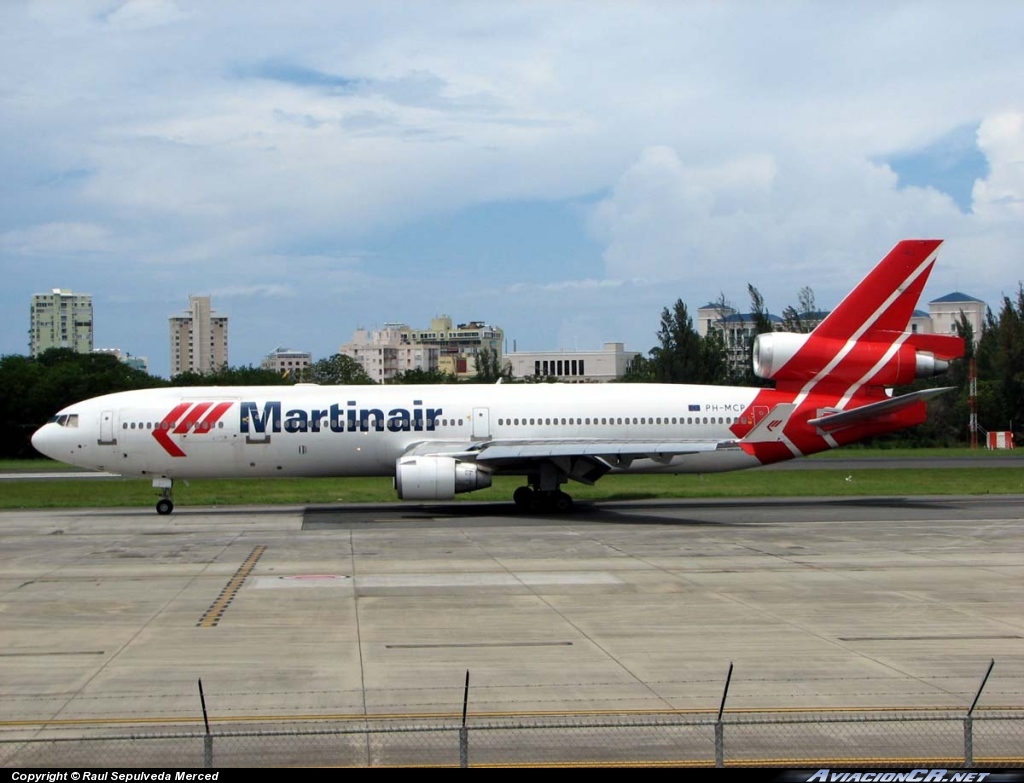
xmin=387 ymin=368 xmax=459 ymax=384
xmin=741 ymin=284 xmax=776 ymax=387
xmin=978 ymin=286 xmax=1024 ymax=434
xmin=171 ymin=365 xmax=291 ymax=386
xmin=781 ymin=286 xmax=817 ymax=334
xmin=470 ymin=347 xmax=513 ymax=384
xmin=298 ymin=354 xmax=375 ymax=385
xmin=650 ymin=300 xmax=711 ymax=383
xmin=620 ymin=352 xmax=655 ymax=382
xmin=0 ymin=349 xmax=166 ymax=459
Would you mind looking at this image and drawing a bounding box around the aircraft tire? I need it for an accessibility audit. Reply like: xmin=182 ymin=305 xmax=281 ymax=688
xmin=156 ymin=499 xmax=174 ymax=516
xmin=513 ymin=486 xmax=534 ymax=508
xmin=553 ymin=491 xmax=574 ymax=513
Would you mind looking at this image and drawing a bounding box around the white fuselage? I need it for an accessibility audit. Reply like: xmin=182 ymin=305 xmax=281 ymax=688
xmin=32 ymin=383 xmax=765 ymax=480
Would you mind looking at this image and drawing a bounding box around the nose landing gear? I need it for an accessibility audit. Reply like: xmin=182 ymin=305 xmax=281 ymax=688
xmin=153 ymin=478 xmax=174 ymax=515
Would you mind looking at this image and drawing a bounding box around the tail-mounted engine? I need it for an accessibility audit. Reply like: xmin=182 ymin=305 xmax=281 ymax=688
xmin=752 ymin=331 xmax=963 ymax=388
xmin=395 ymin=456 xmax=492 ymax=501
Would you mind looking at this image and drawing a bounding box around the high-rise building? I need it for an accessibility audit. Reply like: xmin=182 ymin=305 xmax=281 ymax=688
xmin=30 ymin=288 xmax=94 ymax=356
xmin=169 ymin=295 xmax=228 ymax=376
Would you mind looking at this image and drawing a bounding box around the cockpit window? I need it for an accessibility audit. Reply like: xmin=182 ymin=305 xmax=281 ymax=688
xmin=50 ymin=414 xmax=79 ymax=428
xmin=66 ymin=414 xmax=79 ymax=428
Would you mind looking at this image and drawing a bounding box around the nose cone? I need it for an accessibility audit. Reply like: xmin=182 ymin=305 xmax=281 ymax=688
xmin=31 ymin=422 xmax=59 ymax=460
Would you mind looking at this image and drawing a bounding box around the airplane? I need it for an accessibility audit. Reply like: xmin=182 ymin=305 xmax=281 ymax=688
xmin=31 ymin=239 xmax=965 ymax=516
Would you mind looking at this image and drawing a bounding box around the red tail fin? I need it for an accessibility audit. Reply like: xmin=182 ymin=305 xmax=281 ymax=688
xmin=813 ymin=239 xmax=943 ymax=341
xmin=751 ymin=240 xmax=965 ymax=393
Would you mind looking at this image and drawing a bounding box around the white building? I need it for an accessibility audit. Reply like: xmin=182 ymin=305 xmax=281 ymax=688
xmin=341 ymin=324 xmax=440 ymax=383
xmin=262 ymin=347 xmax=313 ymax=379
xmin=928 ymin=292 xmax=986 ymax=346
xmin=697 ymin=290 xmax=987 ymax=374
xmin=30 ymin=288 xmax=93 ymax=356
xmin=340 ymin=315 xmax=502 ymax=382
xmin=505 ymin=342 xmax=639 ymax=382
xmin=169 ymin=295 xmax=228 ymax=376
xmin=695 ymin=304 xmax=784 ymax=374
xmin=93 ymin=348 xmax=149 ymax=374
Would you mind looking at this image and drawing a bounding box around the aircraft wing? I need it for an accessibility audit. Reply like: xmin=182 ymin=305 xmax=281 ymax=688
xmin=807 ymin=387 xmax=953 ymax=433
xmin=401 ymin=438 xmax=736 ymax=483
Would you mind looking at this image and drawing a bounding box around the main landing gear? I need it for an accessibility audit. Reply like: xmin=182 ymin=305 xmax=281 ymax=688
xmin=514 ymin=462 xmax=576 ymax=513
xmin=513 ymin=485 xmax=574 ymax=514
xmin=153 ymin=478 xmax=174 ymax=515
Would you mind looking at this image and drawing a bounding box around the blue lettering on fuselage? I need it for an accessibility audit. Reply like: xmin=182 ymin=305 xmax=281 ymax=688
xmin=240 ymin=401 xmax=442 ymax=434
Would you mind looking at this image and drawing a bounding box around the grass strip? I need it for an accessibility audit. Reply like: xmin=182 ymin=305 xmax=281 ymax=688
xmin=1 ymin=467 xmax=1023 ymax=510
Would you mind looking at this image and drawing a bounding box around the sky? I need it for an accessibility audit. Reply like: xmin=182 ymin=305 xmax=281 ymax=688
xmin=2 ymin=1 xmax=1023 ymax=379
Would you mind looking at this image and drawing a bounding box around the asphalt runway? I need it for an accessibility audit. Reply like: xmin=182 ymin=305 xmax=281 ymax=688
xmin=1 ymin=494 xmax=1023 ymax=731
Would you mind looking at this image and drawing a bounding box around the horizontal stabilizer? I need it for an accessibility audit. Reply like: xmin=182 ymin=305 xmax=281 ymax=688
xmin=807 ymin=388 xmax=953 ymax=432
xmin=906 ymin=332 xmax=966 ymax=361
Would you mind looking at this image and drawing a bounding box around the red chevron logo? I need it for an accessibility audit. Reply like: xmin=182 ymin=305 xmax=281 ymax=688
xmin=153 ymin=401 xmax=233 ymax=457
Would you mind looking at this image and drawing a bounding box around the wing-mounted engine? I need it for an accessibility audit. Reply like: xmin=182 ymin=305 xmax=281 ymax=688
xmin=751 ymin=331 xmax=963 ymax=388
xmin=394 ymin=455 xmax=492 ymax=501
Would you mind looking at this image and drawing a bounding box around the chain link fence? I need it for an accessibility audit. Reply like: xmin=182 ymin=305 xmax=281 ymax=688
xmin=2 ymin=710 xmax=1022 ymax=768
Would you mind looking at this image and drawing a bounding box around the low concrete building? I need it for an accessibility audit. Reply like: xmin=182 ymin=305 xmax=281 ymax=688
xmin=505 ymin=342 xmax=639 ymax=382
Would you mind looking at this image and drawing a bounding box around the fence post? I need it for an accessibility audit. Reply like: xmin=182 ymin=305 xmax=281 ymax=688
xmin=963 ymin=716 xmax=973 ymax=768
xmin=964 ymin=659 xmax=994 ymax=768
xmin=199 ymin=678 xmax=213 ymax=768
xmin=715 ymin=662 xmax=733 ymax=768
xmin=460 ymin=669 xmax=470 ymax=768
xmin=715 ymin=722 xmax=724 ymax=768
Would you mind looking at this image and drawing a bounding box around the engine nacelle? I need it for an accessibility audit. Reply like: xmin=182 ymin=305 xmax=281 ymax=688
xmin=751 ymin=332 xmax=811 ymax=381
xmin=394 ymin=456 xmax=492 ymax=501
xmin=752 ymin=332 xmax=951 ymax=386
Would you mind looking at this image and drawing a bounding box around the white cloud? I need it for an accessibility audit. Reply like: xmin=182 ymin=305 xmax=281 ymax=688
xmin=3 ymin=2 xmax=1024 ymax=374
xmin=0 ymin=222 xmax=115 ymax=255
xmin=104 ymin=0 xmax=188 ymax=30
xmin=972 ymin=113 xmax=1024 ymax=221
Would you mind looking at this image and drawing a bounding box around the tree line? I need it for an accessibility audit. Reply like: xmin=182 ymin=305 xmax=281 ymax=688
xmin=2 ymin=286 xmax=1022 ymax=459
xmin=0 ymin=348 xmax=511 ymax=458
xmin=619 ymin=283 xmax=1023 ymax=447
